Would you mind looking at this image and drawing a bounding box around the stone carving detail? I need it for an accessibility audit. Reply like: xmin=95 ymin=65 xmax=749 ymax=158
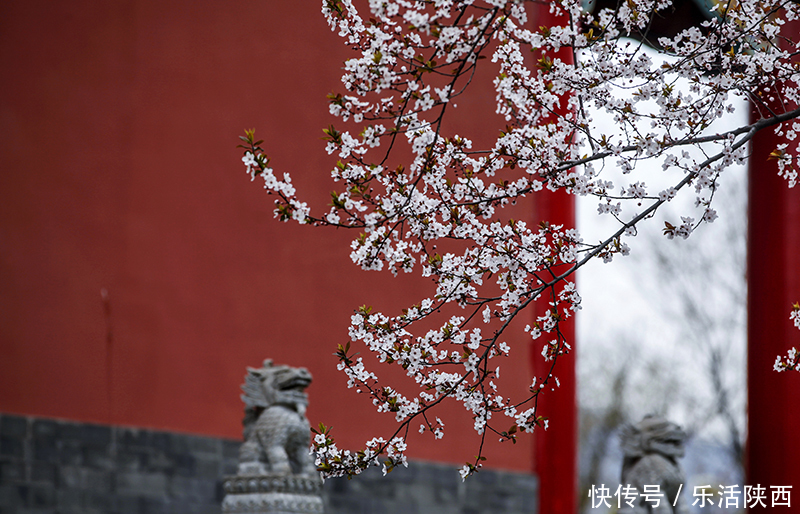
xmin=222 ymin=359 xmax=323 ymax=514
xmin=224 ymin=476 xmax=323 ymax=496
xmin=619 ymin=415 xmax=686 ymax=514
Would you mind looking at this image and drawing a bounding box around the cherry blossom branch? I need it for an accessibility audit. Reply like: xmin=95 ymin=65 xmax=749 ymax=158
xmin=240 ymin=0 xmax=800 ymax=478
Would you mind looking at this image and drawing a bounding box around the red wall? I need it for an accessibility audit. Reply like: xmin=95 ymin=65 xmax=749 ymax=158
xmin=0 ymin=1 xmax=536 ymax=472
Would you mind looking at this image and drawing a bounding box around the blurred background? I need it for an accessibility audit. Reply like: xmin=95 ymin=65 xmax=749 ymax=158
xmin=1 ymin=2 xmax=798 ymax=514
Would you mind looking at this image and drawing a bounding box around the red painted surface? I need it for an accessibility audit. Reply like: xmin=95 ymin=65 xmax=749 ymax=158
xmin=0 ymin=1 xmax=538 ymax=472
xmin=528 ymin=4 xmax=579 ymax=514
xmin=531 ymin=189 xmax=578 ymax=514
xmin=747 ymin=99 xmax=800 ymax=492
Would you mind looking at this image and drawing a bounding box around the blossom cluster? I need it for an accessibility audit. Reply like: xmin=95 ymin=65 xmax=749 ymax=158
xmin=312 ymin=422 xmax=409 ymax=478
xmin=774 ymin=303 xmax=800 ymax=372
xmin=241 ymin=0 xmax=800 ymax=477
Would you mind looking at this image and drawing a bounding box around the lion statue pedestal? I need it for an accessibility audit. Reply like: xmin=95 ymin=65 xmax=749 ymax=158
xmin=221 ymin=474 xmax=323 ymax=514
xmin=222 ymin=360 xmax=324 ymax=514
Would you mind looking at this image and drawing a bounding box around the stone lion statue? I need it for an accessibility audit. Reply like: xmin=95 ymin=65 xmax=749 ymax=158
xmin=618 ymin=415 xmax=687 ymax=514
xmin=237 ymin=359 xmax=316 ymax=476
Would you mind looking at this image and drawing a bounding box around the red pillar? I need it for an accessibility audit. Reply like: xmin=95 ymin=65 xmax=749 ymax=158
xmin=747 ymin=101 xmax=800 ymax=497
xmin=746 ymin=13 xmax=800 ymax=501
xmin=531 ymin=189 xmax=577 ymax=514
xmin=529 ymin=5 xmax=578 ymax=513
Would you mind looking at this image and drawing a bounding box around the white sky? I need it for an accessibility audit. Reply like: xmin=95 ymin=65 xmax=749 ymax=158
xmin=574 ymin=42 xmax=749 ymax=432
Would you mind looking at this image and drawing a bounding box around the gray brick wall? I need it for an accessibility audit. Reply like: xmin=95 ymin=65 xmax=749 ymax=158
xmin=0 ymin=413 xmax=537 ymax=514
xmin=323 ymin=460 xmax=537 ymax=514
xmin=0 ymin=414 xmax=236 ymax=514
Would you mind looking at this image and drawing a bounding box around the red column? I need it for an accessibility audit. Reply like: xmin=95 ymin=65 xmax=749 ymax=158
xmin=529 ymin=4 xmax=578 ymax=513
xmin=746 ymin=13 xmax=800 ymax=501
xmin=531 ymin=189 xmax=577 ymax=514
xmin=747 ymin=101 xmax=800 ymax=497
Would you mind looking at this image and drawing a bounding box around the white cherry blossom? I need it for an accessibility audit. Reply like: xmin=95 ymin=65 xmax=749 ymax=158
xmin=241 ymin=0 xmax=800 ymax=478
